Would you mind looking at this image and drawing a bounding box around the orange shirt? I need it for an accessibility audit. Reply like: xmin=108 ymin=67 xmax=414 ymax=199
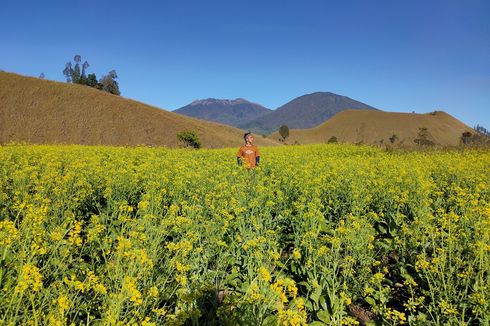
xmin=236 ymin=145 xmax=260 ymax=168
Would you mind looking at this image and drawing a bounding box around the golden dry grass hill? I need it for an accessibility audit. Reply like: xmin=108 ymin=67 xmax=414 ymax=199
xmin=0 ymin=72 xmax=278 ymax=148
xmin=270 ymin=109 xmax=474 ymax=147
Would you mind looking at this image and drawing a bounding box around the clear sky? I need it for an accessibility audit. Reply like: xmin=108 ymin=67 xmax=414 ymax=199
xmin=1 ymin=0 xmax=489 ymax=128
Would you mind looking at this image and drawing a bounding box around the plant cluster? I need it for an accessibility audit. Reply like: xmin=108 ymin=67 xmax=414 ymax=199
xmin=0 ymin=144 xmax=488 ymax=325
xmin=63 ymin=55 xmax=120 ymax=95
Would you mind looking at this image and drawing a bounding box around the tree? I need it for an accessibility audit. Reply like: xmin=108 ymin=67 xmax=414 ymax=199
xmin=279 ymin=125 xmax=289 ymax=141
xmin=63 ymin=55 xmax=85 ymax=84
xmin=461 ymin=129 xmax=490 ymax=146
xmin=327 ymin=136 xmax=338 ymax=144
xmin=63 ymin=62 xmax=73 ymax=82
xmin=72 ymin=55 xmax=81 ymax=83
xmin=62 ymin=55 xmax=120 ymax=95
xmin=177 ymin=131 xmax=201 ymax=149
xmin=100 ymin=70 xmax=120 ymax=95
xmin=39 ymin=72 xmax=45 ymax=79
xmin=460 ymin=131 xmax=473 ymax=145
xmin=86 ymin=73 xmax=100 ymax=88
xmin=414 ymin=127 xmax=434 ymax=146
xmin=475 ymin=124 xmax=489 ymax=136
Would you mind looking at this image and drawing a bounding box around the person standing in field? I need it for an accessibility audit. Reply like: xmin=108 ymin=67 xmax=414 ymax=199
xmin=236 ymin=132 xmax=260 ymax=168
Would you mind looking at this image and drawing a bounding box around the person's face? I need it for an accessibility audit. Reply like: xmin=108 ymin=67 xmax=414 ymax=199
xmin=246 ymin=135 xmax=254 ymax=143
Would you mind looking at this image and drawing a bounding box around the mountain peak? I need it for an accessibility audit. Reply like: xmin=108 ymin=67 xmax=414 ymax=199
xmin=238 ymin=91 xmax=378 ymax=134
xmin=189 ymin=98 xmax=256 ymax=107
xmin=175 ymin=97 xmax=271 ymax=127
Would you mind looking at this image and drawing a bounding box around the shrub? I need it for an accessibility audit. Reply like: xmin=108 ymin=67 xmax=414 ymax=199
xmin=279 ymin=125 xmax=289 ymax=141
xmin=177 ymin=131 xmax=201 ymax=149
xmin=327 ymin=136 xmax=338 ymax=144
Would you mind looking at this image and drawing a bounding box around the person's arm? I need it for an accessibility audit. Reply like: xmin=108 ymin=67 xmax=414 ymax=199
xmin=236 ymin=148 xmax=242 ymax=166
xmin=255 ymin=147 xmax=261 ymax=166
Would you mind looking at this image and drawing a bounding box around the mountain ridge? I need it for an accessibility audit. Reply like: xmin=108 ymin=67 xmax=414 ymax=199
xmin=174 ymin=98 xmax=271 ymax=127
xmin=238 ymin=91 xmax=379 ymax=134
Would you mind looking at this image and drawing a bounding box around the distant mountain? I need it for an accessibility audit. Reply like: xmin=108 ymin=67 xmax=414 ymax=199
xmin=269 ymin=109 xmax=474 ymax=147
xmin=239 ymin=92 xmax=378 ymax=134
xmin=174 ymin=98 xmax=271 ymax=127
xmin=0 ymin=72 xmax=279 ymax=148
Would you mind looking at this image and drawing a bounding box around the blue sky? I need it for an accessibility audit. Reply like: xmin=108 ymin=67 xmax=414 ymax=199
xmin=1 ymin=0 xmax=489 ymax=128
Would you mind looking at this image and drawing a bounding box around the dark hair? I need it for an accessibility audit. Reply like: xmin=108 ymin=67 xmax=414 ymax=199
xmin=244 ymin=132 xmax=252 ymax=143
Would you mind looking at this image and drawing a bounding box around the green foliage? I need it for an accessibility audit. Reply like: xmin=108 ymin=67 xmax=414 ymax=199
xmin=72 ymin=62 xmax=81 ymax=83
xmin=63 ymin=55 xmax=120 ymax=95
xmin=327 ymin=136 xmax=338 ymax=143
xmin=279 ymin=125 xmax=290 ymax=141
xmin=86 ymin=73 xmax=101 ymax=89
xmin=177 ymin=131 xmax=201 ymax=148
xmin=0 ymin=145 xmax=488 ymax=325
xmin=100 ymin=70 xmax=120 ymax=95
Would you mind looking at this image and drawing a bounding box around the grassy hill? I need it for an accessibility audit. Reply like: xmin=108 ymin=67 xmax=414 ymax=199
xmin=239 ymin=92 xmax=378 ymax=134
xmin=0 ymin=72 xmax=278 ymax=148
xmin=269 ymin=109 xmax=474 ymax=147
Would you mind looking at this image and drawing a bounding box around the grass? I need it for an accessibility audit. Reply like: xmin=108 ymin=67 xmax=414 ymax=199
xmin=269 ymin=110 xmax=474 ymax=147
xmin=0 ymin=71 xmax=278 ymax=148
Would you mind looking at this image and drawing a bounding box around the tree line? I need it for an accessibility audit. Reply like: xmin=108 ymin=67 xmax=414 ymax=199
xmin=63 ymin=55 xmax=120 ymax=95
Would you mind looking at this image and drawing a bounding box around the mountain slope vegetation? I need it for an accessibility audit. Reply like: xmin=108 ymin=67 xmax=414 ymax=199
xmin=0 ymin=72 xmax=278 ymax=148
xmin=269 ymin=109 xmax=473 ymax=147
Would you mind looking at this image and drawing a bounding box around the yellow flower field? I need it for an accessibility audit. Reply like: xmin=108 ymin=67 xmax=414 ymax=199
xmin=0 ymin=144 xmax=489 ymax=325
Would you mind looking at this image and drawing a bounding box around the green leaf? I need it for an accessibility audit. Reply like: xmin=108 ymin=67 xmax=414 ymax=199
xmin=298 ymin=281 xmax=312 ymax=291
xmin=291 ymin=261 xmax=297 ymax=273
xmin=309 ymin=322 xmax=327 ymax=326
xmin=305 ymin=299 xmax=313 ymax=310
xmin=262 ymin=315 xmax=277 ymax=326
xmin=317 ymin=310 xmax=330 ymax=323
xmin=365 ymin=296 xmax=376 ymax=306
xmin=319 ymin=296 xmax=328 ymax=311
xmin=310 ymin=286 xmax=322 ymax=305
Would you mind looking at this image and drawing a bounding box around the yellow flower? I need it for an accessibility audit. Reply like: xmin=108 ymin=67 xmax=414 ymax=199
xmin=439 ymin=300 xmax=458 ymax=316
xmin=68 ymin=220 xmax=83 ymax=247
xmin=259 ymin=266 xmax=271 ymax=282
xmin=385 ymin=308 xmax=407 ymax=324
xmin=175 ymin=261 xmax=190 ymax=272
xmin=277 ymin=298 xmax=307 ymax=326
xmin=49 ymin=229 xmax=64 ymax=242
xmin=15 ymin=264 xmax=43 ymax=293
xmin=149 ymin=286 xmax=159 ymax=298
xmin=53 ymin=294 xmax=70 ymax=314
xmin=292 ymin=248 xmax=302 ymax=260
xmin=340 ymin=291 xmax=352 ymax=305
xmin=371 ymin=272 xmax=384 ymax=284
xmin=141 ymin=317 xmax=156 ymax=326
xmin=0 ymin=220 xmax=19 ymax=246
xmin=152 ymin=307 xmax=167 ymax=316
xmin=123 ymin=276 xmax=142 ymax=306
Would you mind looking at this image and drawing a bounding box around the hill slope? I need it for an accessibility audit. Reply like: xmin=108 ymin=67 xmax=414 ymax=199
xmin=239 ymin=92 xmax=378 ymax=134
xmin=0 ymin=72 xmax=278 ymax=148
xmin=174 ymin=98 xmax=271 ymax=127
xmin=269 ymin=109 xmax=473 ymax=147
